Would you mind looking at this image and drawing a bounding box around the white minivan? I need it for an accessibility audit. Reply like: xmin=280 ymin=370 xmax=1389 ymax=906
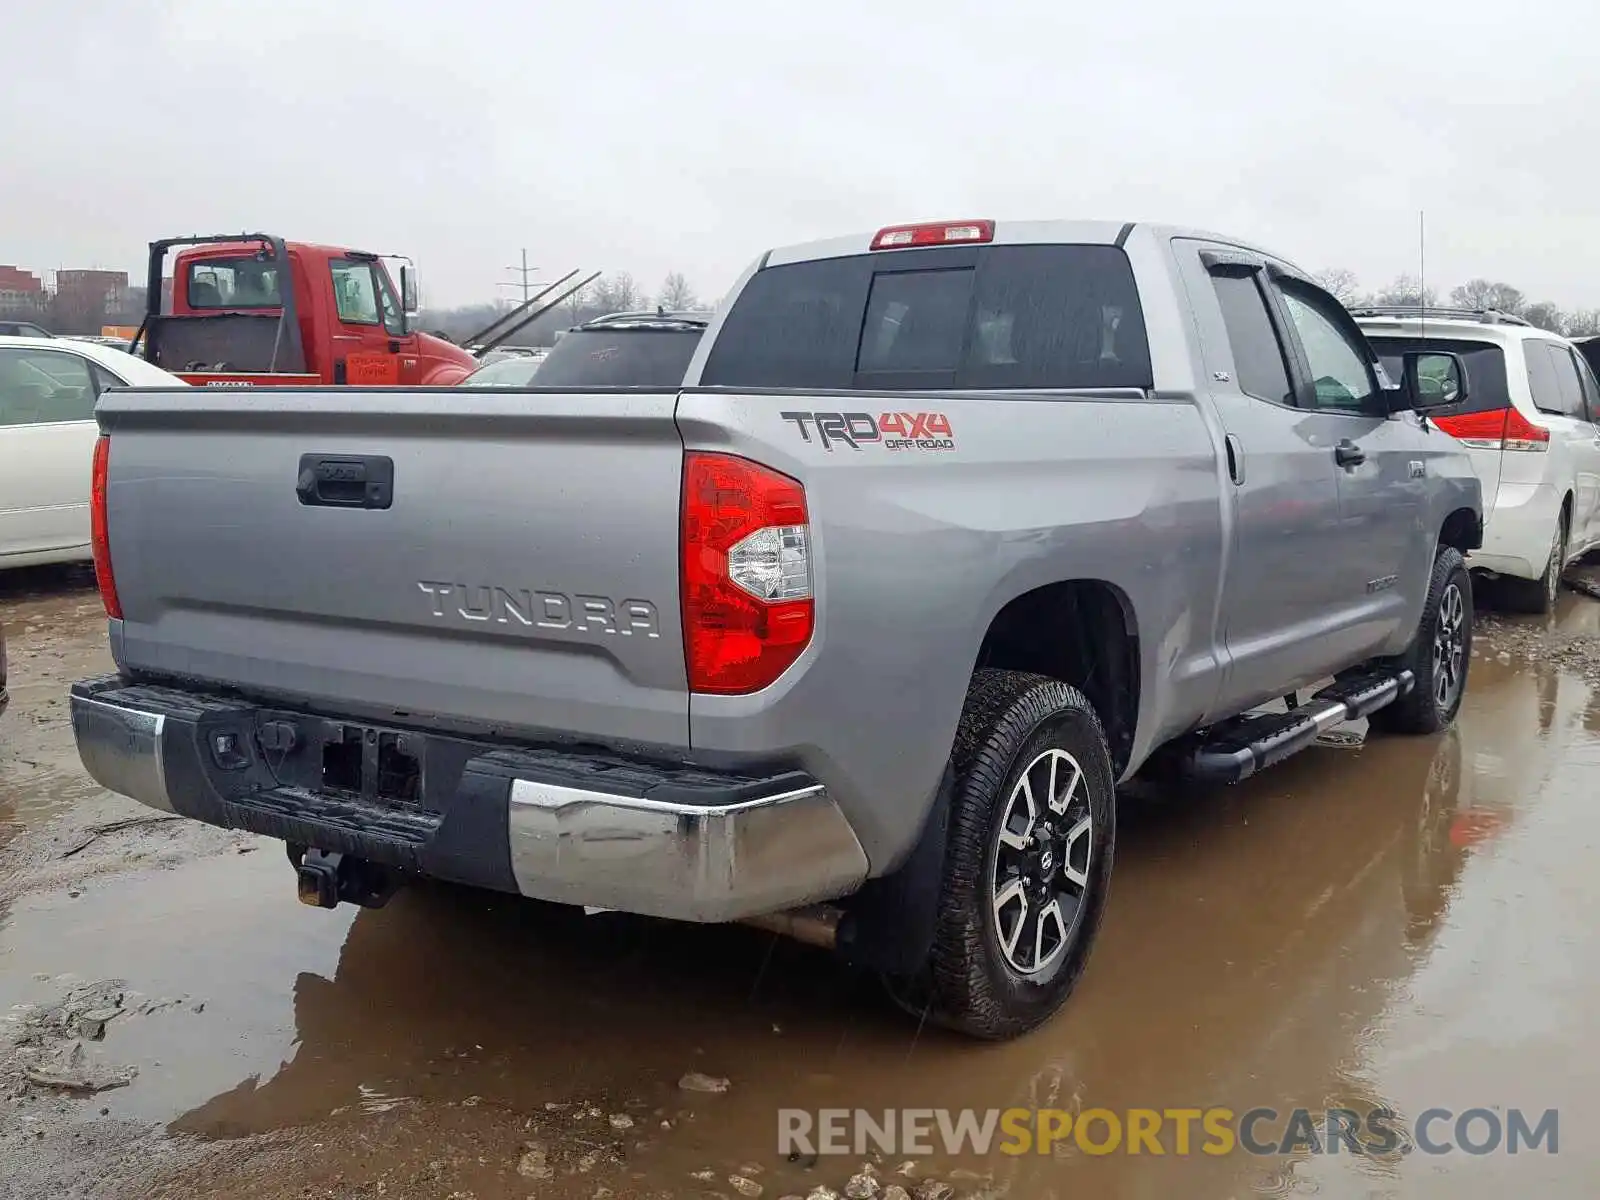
xmin=1357 ymin=308 xmax=1600 ymax=614
xmin=0 ymin=335 xmax=187 ymax=569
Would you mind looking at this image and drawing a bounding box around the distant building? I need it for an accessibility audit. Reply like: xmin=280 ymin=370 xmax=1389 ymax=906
xmin=0 ymin=264 xmax=44 ymax=313
xmin=55 ymin=268 xmax=130 ymax=314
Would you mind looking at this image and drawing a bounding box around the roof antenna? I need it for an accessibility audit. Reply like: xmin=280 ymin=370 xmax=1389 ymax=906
xmin=1418 ymin=209 xmax=1434 ymax=431
xmin=1418 ymin=209 xmax=1427 ymax=342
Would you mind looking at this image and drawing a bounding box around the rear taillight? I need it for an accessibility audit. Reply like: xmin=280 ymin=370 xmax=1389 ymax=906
xmin=1502 ymin=407 xmax=1551 ymax=452
xmin=871 ymin=219 xmax=995 ymax=250
xmin=1434 ymin=407 xmax=1548 ymax=452
xmin=90 ymin=434 xmax=122 ymax=619
xmin=681 ymin=452 xmax=813 ymax=694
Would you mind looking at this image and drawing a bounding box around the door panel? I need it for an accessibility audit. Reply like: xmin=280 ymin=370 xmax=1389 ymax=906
xmin=1268 ymin=277 xmax=1423 ymax=656
xmin=327 ymin=257 xmax=405 ymax=385
xmin=1173 ymin=241 xmax=1352 ymax=717
xmin=0 ymin=425 xmax=97 ymax=556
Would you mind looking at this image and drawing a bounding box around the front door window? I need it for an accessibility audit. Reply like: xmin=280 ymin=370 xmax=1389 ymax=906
xmin=1278 ymin=288 xmax=1379 ymax=414
xmin=329 ymin=259 xmax=382 ymax=326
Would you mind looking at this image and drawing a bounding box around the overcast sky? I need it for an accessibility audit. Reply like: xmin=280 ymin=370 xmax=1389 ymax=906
xmin=7 ymin=0 xmax=1596 ymax=308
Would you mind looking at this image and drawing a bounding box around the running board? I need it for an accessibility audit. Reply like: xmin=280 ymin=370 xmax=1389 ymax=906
xmin=1183 ymin=668 xmax=1415 ymax=785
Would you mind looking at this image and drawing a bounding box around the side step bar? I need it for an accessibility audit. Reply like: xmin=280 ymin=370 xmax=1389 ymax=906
xmin=1184 ymin=668 xmax=1415 ymax=784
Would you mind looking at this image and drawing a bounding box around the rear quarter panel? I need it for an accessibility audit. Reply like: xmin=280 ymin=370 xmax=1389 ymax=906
xmin=677 ymin=387 xmax=1227 ymax=872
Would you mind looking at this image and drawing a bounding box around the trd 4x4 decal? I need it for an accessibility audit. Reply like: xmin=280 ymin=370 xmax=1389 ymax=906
xmin=779 ymin=410 xmax=955 ymax=452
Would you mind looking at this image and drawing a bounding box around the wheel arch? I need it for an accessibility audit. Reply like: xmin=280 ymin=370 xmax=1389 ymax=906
xmin=840 ymin=581 xmax=1137 ymax=983
xmin=1438 ymin=506 xmax=1483 ymax=554
xmin=972 ymin=579 xmax=1141 ymax=778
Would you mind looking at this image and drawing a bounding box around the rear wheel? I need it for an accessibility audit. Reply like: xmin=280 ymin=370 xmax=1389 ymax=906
xmin=884 ymin=670 xmax=1116 ymax=1040
xmin=1501 ymin=513 xmax=1567 ymax=615
xmin=1369 ymin=547 xmax=1472 ymax=736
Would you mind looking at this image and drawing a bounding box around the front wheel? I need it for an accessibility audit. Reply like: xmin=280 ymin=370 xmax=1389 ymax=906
xmin=1369 ymin=546 xmax=1473 ymax=736
xmin=885 ymin=670 xmax=1116 ymax=1040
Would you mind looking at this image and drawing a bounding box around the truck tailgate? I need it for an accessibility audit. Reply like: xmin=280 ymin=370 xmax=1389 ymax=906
xmin=96 ymin=388 xmax=688 ymax=747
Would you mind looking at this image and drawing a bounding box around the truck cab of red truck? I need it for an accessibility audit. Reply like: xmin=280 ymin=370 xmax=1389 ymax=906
xmin=136 ymin=233 xmax=476 ymax=387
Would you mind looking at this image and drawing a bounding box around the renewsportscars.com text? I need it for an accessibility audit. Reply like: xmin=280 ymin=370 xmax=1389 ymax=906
xmin=778 ymin=1106 xmax=1559 ymax=1158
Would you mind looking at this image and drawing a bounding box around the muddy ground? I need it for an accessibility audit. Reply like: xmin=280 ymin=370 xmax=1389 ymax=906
xmin=3 ymin=564 xmax=1599 ymax=1199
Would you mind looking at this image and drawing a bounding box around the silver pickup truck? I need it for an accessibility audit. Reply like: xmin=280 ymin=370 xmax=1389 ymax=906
xmin=70 ymin=220 xmax=1481 ymax=1040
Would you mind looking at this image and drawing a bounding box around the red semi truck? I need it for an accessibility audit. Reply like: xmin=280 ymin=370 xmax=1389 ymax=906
xmin=131 ymin=233 xmax=479 ymax=387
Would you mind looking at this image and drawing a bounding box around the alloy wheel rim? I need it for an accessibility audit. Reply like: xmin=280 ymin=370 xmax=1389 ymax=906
xmin=990 ymin=749 xmax=1093 ymax=975
xmin=1432 ymin=582 xmax=1467 ymax=709
xmin=1546 ymin=527 xmax=1565 ymax=608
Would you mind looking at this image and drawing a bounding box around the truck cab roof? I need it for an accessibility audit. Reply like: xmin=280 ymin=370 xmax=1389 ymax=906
xmin=178 ymin=239 xmax=382 ymax=262
xmin=760 ymin=219 xmax=1306 ymax=273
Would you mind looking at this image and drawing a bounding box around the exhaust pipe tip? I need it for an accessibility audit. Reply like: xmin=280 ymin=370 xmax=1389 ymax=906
xmin=741 ymin=905 xmax=843 ymax=950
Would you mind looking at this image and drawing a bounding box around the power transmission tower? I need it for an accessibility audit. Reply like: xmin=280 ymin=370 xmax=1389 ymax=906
xmin=500 ymin=249 xmax=543 ymax=305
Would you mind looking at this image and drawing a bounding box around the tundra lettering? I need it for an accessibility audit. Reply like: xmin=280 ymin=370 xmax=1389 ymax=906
xmin=416 ymin=582 xmax=659 ymax=637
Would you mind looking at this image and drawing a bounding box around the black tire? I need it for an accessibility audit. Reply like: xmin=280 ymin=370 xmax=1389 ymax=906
xmin=1500 ymin=512 xmax=1567 ymax=615
xmin=886 ymin=669 xmax=1116 ymax=1040
xmin=1369 ymin=547 xmax=1472 ymax=736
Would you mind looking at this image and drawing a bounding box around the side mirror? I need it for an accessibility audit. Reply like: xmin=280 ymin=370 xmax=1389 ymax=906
xmin=1388 ymin=350 xmax=1467 ymax=413
xmin=400 ymin=266 xmax=420 ymax=316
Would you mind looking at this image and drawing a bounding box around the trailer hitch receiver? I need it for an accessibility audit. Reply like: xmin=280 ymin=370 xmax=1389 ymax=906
xmin=295 ymin=848 xmax=400 ymax=910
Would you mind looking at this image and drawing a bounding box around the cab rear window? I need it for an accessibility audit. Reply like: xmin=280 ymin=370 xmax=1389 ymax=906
xmin=1365 ymin=336 xmax=1509 ymax=417
xmin=700 ymin=244 xmax=1152 ymax=391
xmin=185 ymin=257 xmax=282 ymax=309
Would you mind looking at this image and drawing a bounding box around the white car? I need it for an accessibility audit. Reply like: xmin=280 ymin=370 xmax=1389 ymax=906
xmin=1357 ymin=307 xmax=1600 ymax=613
xmin=0 ymin=335 xmax=187 ymax=569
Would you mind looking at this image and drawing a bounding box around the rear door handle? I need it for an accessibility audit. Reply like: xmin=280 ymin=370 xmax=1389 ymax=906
xmin=296 ymin=454 xmax=394 ymax=509
xmin=1334 ymin=439 xmax=1366 ymax=468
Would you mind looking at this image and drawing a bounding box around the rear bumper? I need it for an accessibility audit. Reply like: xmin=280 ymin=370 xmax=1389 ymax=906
xmin=1470 ymin=481 xmax=1561 ymax=580
xmin=69 ymin=675 xmax=868 ymax=922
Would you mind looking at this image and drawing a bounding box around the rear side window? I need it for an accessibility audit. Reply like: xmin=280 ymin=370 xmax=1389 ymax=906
xmin=533 ymin=328 xmax=703 ymax=387
xmin=1209 ymin=273 xmax=1293 ymax=405
xmin=1367 ymin=336 xmax=1509 ymax=418
xmin=701 ymin=244 xmax=1152 ymax=391
xmin=1543 ymin=344 xmax=1589 ymax=420
xmin=1523 ymin=341 xmax=1573 ymax=417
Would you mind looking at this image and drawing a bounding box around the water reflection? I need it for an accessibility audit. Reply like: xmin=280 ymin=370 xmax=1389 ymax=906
xmin=162 ymin=718 xmax=1492 ymax=1197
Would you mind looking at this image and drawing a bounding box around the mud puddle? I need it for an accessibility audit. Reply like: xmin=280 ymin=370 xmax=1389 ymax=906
xmin=3 ymin=576 xmax=1599 ymax=1197
xmin=0 ymin=565 xmax=110 ymax=846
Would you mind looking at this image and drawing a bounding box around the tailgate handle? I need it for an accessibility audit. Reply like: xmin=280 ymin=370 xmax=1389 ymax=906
xmin=296 ymin=454 xmax=394 ymax=510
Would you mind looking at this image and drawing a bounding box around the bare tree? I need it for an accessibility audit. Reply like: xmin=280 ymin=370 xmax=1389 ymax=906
xmin=1522 ymin=301 xmax=1566 ymax=333
xmin=1372 ymin=274 xmax=1438 ymax=308
xmin=591 ymin=272 xmax=642 ymax=314
xmin=658 ymin=272 xmax=698 ymax=312
xmin=1564 ymin=309 xmax=1600 ymax=338
xmin=1313 ymin=268 xmax=1362 ymax=306
xmin=1449 ymin=279 xmax=1525 ymax=314
xmin=562 ymin=281 xmax=593 ymax=325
